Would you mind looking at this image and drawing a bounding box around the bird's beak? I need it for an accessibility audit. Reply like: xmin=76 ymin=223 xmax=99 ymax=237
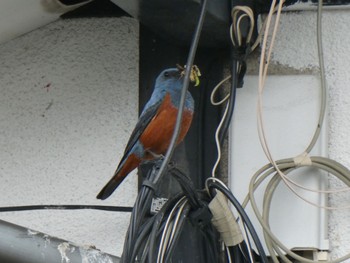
xmin=176 ymin=64 xmax=201 ymax=87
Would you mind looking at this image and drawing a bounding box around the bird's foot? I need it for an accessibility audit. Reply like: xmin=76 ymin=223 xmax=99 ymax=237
xmin=146 ymin=150 xmax=164 ymax=159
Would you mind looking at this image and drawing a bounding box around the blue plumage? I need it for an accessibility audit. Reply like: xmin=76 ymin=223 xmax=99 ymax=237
xmin=97 ymin=68 xmax=195 ymax=200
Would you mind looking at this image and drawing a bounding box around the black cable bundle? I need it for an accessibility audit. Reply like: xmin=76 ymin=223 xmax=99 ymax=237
xmin=121 ymin=163 xmax=221 ymax=263
xmin=207 ymin=180 xmax=269 ymax=263
xmin=120 ymin=160 xmax=163 ymax=262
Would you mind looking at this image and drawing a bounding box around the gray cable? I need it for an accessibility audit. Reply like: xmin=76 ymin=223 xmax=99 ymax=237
xmin=154 ymin=0 xmax=208 ymax=184
xmin=242 ymin=0 xmax=350 ymax=261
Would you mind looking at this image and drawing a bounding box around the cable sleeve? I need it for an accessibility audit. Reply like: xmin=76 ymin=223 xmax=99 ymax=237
xmin=293 ymin=152 xmax=312 ymax=167
xmin=208 ymin=191 xmax=243 ymax=246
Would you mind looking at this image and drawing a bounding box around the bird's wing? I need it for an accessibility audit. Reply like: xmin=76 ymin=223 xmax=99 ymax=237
xmin=118 ymin=98 xmax=163 ymax=165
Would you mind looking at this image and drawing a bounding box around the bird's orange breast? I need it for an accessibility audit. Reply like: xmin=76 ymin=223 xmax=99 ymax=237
xmin=140 ymin=93 xmax=193 ymax=158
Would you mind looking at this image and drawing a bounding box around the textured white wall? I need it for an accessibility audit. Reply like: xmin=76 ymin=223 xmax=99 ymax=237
xmin=269 ymin=10 xmax=350 ymax=261
xmin=0 ymin=17 xmax=138 ymax=256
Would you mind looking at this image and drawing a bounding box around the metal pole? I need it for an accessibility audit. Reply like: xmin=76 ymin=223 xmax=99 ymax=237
xmin=0 ymin=219 xmax=120 ymax=263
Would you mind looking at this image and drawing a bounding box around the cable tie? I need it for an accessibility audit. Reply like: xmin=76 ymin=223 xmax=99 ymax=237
xmin=231 ymin=44 xmax=251 ymax=62
xmin=293 ymin=152 xmax=312 ymax=167
xmin=142 ymin=179 xmax=156 ymax=192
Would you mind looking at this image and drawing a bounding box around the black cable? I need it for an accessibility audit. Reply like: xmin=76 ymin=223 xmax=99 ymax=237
xmin=147 ymin=193 xmax=185 ymax=262
xmin=170 ymin=167 xmax=203 ymax=209
xmin=219 ymin=0 xmax=256 ymax=146
xmin=0 ymin=204 xmax=132 ymax=212
xmin=230 ymin=244 xmax=250 ymax=263
xmin=231 ymin=245 xmax=242 ymax=263
xmin=121 ymin=162 xmax=161 ymax=263
xmin=239 ymin=241 xmax=254 ymax=262
xmin=163 ymin=203 xmax=191 ymax=262
xmin=218 ymin=59 xmax=238 ymax=145
xmin=207 ymin=181 xmax=269 ymax=263
xmin=129 ymin=216 xmax=156 ymax=261
xmin=153 ymin=0 xmax=208 ymax=184
xmin=200 ymin=223 xmax=221 ymax=262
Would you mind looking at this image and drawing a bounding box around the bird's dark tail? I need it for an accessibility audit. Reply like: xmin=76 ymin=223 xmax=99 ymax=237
xmin=96 ymin=176 xmax=124 ymax=200
xmin=96 ymin=154 xmax=141 ymax=200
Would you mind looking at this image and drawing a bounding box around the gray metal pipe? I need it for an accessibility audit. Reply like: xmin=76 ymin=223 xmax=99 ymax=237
xmin=0 ymin=219 xmax=120 ymax=263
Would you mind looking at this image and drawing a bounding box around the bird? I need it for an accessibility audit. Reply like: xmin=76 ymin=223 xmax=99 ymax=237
xmin=96 ymin=67 xmax=198 ymax=200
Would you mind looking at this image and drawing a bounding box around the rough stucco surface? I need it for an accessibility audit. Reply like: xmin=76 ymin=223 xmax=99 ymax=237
xmin=0 ymin=17 xmax=138 ymax=256
xmin=269 ymin=10 xmax=350 ymax=261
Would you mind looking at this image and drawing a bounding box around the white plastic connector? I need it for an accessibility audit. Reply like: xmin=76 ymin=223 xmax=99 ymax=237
xmin=316 ymin=251 xmax=328 ymax=261
xmin=208 ymin=191 xmax=243 ymax=246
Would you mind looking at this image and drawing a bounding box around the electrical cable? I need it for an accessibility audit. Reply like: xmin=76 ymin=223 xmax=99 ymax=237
xmin=210 ymin=76 xmax=231 ymax=178
xmin=153 ymin=0 xmax=208 ymax=185
xmin=163 ymin=203 xmax=191 ymax=262
xmin=205 ymin=176 xmax=258 ymax=262
xmin=207 ymin=4 xmax=270 ymax=262
xmin=218 ymin=4 xmax=257 ymax=146
xmin=121 ymin=160 xmax=163 ymax=263
xmin=146 ymin=192 xmax=185 ymax=263
xmin=255 ymin=0 xmax=349 ymax=201
xmin=239 ymin=0 xmax=350 ymax=261
xmin=0 ymin=204 xmax=132 ymax=212
xmin=211 ymin=4 xmax=256 ymax=178
xmin=156 ymin=197 xmax=188 ymax=263
xmin=146 ymin=189 xmax=215 ymax=262
xmin=245 ymin=156 xmax=350 ymax=263
xmin=152 ymin=166 xmax=216 ymax=263
xmin=254 ymin=0 xmax=350 ymax=206
xmin=218 ymin=60 xmax=238 ymax=146
xmin=207 ymin=178 xmax=269 ymax=263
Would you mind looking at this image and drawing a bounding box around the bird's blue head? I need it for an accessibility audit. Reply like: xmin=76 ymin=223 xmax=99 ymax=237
xmin=155 ymin=68 xmax=183 ymax=91
xmin=146 ymin=67 xmax=195 ymax=111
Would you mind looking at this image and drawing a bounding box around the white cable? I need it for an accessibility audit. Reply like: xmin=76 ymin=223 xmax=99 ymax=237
xmin=156 ymin=197 xmax=187 ymax=263
xmin=205 ymin=177 xmax=230 ymax=196
xmin=210 ymin=75 xmax=231 ymax=178
xmin=166 ymin=200 xmax=187 ymax=250
xmin=212 ymin=102 xmax=229 ymax=178
xmin=255 ymin=0 xmax=350 ymax=206
xmin=210 ymin=4 xmax=258 ymax=179
xmin=243 ymin=0 xmax=350 ymax=261
xmin=225 ymin=245 xmax=233 ymax=263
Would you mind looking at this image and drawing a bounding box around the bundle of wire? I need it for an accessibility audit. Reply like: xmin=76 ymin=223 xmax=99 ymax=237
xmin=121 ymin=164 xmax=223 ymax=262
xmin=235 ymin=0 xmax=350 ymax=262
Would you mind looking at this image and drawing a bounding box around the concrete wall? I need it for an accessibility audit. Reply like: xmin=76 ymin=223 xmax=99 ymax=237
xmin=0 ymin=17 xmax=139 ymax=256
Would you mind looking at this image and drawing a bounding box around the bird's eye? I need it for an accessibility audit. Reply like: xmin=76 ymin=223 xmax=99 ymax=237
xmin=164 ymin=71 xmax=170 ymax=77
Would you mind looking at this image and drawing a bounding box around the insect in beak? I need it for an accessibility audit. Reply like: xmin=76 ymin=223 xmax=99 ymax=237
xmin=176 ymin=64 xmax=201 ymax=87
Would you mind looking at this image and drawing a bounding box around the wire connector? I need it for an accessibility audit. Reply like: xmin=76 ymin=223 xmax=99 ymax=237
xmin=208 ymin=191 xmax=243 ymax=246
